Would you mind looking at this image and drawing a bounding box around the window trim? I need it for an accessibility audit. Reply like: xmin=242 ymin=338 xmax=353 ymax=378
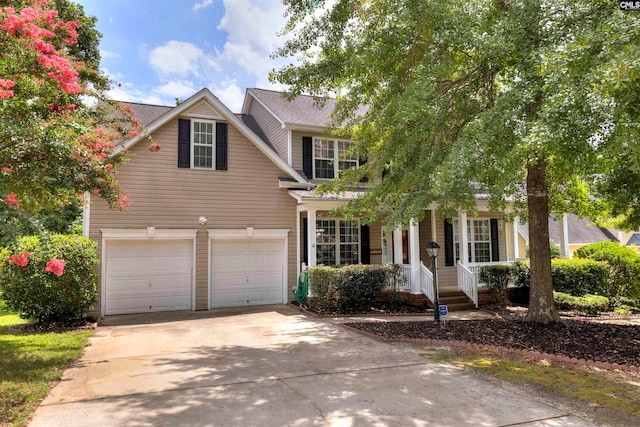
xmin=191 ymin=119 xmax=216 ymax=170
xmin=312 ymin=137 xmax=358 ymax=180
xmin=453 ymin=219 xmax=492 ymax=264
xmin=315 ymin=217 xmax=361 ymax=265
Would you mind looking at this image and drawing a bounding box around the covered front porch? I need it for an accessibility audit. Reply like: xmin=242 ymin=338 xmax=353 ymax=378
xmin=289 ymin=190 xmax=520 ymax=308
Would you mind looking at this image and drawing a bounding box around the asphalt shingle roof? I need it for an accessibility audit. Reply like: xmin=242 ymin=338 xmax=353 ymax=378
xmin=518 ymin=214 xmax=619 ymax=244
xmin=247 ymin=88 xmax=370 ymax=128
xmin=121 ymin=102 xmax=173 ymax=127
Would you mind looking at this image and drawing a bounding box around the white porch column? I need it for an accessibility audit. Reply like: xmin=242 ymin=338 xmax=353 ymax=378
xmin=459 ymin=211 xmax=469 ymax=265
xmin=409 ymin=219 xmax=421 ymax=293
xmin=559 ymin=214 xmax=570 ymax=258
xmin=393 ymin=227 xmax=403 ymax=265
xmin=512 ymin=216 xmax=520 ymax=260
xmin=431 ymin=210 xmax=437 ymax=242
xmin=307 ymin=210 xmax=317 ymax=267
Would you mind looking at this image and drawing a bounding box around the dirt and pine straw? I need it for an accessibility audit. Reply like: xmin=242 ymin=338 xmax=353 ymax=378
xmin=346 ymin=312 xmax=640 ymax=368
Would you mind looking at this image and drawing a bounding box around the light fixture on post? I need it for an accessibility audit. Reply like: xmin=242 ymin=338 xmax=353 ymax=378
xmin=426 ymin=241 xmax=441 ymax=326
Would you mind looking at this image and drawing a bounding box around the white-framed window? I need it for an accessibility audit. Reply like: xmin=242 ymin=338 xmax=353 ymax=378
xmin=453 ymin=219 xmax=492 ymax=263
xmin=316 ymin=218 xmax=360 ymax=265
xmin=313 ymin=138 xmax=358 ymax=179
xmin=192 ymin=119 xmax=215 ymax=169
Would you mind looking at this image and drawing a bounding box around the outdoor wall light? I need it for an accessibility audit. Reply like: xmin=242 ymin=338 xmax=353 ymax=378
xmin=198 ymin=216 xmax=207 ymax=226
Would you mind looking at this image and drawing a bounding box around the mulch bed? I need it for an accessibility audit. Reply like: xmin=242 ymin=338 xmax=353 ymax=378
xmin=346 ymin=317 xmax=640 ymax=367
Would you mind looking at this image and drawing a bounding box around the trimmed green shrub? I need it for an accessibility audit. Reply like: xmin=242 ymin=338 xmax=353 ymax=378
xmin=479 ymin=264 xmax=514 ymax=307
xmin=612 ymin=296 xmax=640 ymax=315
xmin=574 ymin=241 xmax=640 ymax=300
xmin=1 ymin=234 xmax=98 ymax=323
xmin=525 ymin=240 xmax=562 ymax=259
xmin=308 ymin=264 xmax=391 ymax=313
xmin=553 ymin=292 xmax=609 ymax=316
xmin=511 ymin=259 xmax=608 ymax=298
xmin=551 ymin=259 xmax=609 ymax=297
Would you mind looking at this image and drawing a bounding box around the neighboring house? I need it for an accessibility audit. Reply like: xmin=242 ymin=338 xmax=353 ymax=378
xmin=86 ymin=87 xmax=520 ymax=317
xmin=516 ymin=214 xmax=637 ymax=258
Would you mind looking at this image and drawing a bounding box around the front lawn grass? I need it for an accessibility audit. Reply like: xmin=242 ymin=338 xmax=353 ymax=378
xmin=0 ymin=309 xmax=92 ymax=426
xmin=422 ymin=348 xmax=640 ymax=425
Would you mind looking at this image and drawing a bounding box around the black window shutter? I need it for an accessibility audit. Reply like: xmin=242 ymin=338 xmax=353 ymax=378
xmin=302 ymin=136 xmax=313 ymax=179
xmin=444 ymin=219 xmax=454 ymax=266
xmin=490 ymin=218 xmax=500 ymax=261
xmin=360 ymin=224 xmax=370 ymax=264
xmin=216 ymin=122 xmax=228 ymax=170
xmin=177 ymin=118 xmax=191 ymax=168
xmin=303 ymin=217 xmax=308 ymax=265
xmin=359 ymin=155 xmax=368 ymax=183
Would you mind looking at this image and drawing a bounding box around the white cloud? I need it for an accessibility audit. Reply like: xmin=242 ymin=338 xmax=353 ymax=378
xmin=101 ymin=50 xmax=120 ymax=59
xmin=209 ymin=80 xmax=244 ymax=113
xmin=149 ymin=41 xmax=210 ymax=77
xmin=155 ymin=80 xmax=197 ymax=99
xmin=217 ymin=0 xmax=288 ymax=79
xmin=193 ymin=0 xmax=213 ymax=11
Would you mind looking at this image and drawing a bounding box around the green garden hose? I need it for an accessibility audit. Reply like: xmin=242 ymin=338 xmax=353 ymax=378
xmin=296 ymin=270 xmax=308 ymax=306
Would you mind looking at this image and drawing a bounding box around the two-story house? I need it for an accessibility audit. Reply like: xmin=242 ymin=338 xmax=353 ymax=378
xmin=86 ymin=87 xmax=520 ymax=317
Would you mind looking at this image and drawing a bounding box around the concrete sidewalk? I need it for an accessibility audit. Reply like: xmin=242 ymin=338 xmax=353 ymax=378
xmin=30 ymin=306 xmax=597 ymax=426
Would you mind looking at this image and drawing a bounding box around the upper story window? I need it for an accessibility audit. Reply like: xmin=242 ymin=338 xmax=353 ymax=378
xmin=178 ymin=118 xmax=227 ymax=170
xmin=192 ymin=120 xmax=215 ymax=169
xmin=313 ymin=138 xmax=358 ymax=179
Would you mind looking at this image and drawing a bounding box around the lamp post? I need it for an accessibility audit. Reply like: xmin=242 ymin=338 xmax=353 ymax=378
xmin=426 ymin=241 xmax=441 ymax=326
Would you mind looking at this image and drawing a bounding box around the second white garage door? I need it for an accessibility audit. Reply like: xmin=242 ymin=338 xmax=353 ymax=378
xmin=210 ymin=239 xmax=284 ymax=308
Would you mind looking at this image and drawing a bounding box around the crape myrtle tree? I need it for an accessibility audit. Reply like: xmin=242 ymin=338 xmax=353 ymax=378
xmin=0 ymin=0 xmax=151 ymax=246
xmin=271 ymin=0 xmax=640 ymax=323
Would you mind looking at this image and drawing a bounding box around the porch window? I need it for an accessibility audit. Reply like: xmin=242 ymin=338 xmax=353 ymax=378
xmin=316 ymin=219 xmax=360 ymax=265
xmin=313 ymin=138 xmax=358 ymax=179
xmin=453 ymin=219 xmax=492 ymax=263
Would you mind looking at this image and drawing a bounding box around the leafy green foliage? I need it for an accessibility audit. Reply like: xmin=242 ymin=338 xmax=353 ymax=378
xmin=525 ymin=241 xmax=562 ymax=259
xmin=479 ymin=264 xmax=514 ymax=307
xmin=0 ymin=1 xmax=147 ymax=245
xmin=512 ymin=259 xmax=609 ymax=299
xmin=551 ymin=259 xmax=609 ymax=297
xmin=308 ymin=264 xmax=390 ymax=313
xmin=574 ymin=241 xmax=640 ymax=300
xmin=1 ymin=234 xmax=98 ymax=323
xmin=272 ymin=0 xmax=640 ymax=323
xmin=553 ymin=292 xmax=609 ymax=317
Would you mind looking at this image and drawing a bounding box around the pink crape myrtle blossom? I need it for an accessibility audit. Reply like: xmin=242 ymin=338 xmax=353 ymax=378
xmin=4 ymin=193 xmax=20 ymax=207
xmin=45 ymin=257 xmax=65 ymax=277
xmin=8 ymin=251 xmax=30 ymax=267
xmin=0 ymin=79 xmax=15 ymax=98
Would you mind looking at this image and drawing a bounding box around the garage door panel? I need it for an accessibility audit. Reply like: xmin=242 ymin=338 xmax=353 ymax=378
xmin=105 ymin=239 xmax=193 ymax=315
xmin=210 ymin=238 xmax=284 ymax=308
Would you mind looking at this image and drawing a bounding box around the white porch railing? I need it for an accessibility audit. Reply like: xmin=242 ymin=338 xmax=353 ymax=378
xmin=420 ymin=261 xmax=435 ymax=304
xmin=457 ymin=263 xmax=478 ymax=308
xmin=468 ymin=261 xmax=515 ymax=287
xmin=386 ymin=264 xmax=412 ymax=292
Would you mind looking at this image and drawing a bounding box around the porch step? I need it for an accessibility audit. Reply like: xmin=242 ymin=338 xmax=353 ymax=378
xmin=435 ymin=291 xmax=476 ymax=312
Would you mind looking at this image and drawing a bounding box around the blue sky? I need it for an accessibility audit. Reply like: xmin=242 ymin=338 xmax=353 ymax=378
xmin=75 ymin=0 xmax=292 ymax=112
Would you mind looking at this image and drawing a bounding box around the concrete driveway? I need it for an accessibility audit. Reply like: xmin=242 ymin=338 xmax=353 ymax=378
xmin=30 ymin=305 xmax=597 ymax=426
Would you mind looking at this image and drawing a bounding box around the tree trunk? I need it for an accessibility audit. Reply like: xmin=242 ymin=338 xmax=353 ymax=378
xmin=524 ymin=156 xmax=560 ymax=324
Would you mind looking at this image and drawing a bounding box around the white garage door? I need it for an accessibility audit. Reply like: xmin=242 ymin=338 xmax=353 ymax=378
xmin=105 ymin=239 xmax=193 ymax=315
xmin=210 ymin=239 xmax=284 ymax=308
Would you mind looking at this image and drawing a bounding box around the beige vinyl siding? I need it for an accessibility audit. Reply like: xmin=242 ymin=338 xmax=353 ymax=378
xmin=248 ymin=99 xmax=288 ymax=163
xmin=518 ymin=233 xmax=528 ymax=259
xmin=291 ymin=131 xmax=305 ymax=172
xmin=185 ymin=99 xmax=225 ymax=120
xmin=90 ymin=117 xmax=297 ymax=315
xmin=369 ymin=221 xmax=383 ymax=265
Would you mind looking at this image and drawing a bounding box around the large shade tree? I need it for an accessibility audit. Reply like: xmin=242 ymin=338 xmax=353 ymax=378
xmin=271 ymin=0 xmax=640 ymax=323
xmin=0 ymin=0 xmax=146 ymax=245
